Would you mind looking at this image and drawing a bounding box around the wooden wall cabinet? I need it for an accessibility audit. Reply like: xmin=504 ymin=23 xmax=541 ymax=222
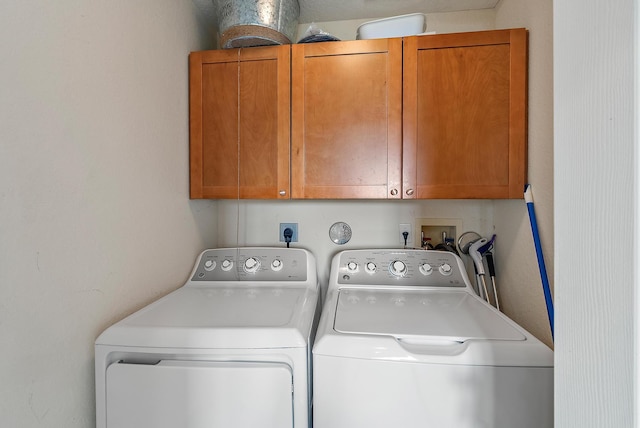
xmin=189 ymin=28 xmax=527 ymax=200
xmin=403 ymin=28 xmax=528 ymax=199
xmin=189 ymin=45 xmax=290 ymax=199
xmin=291 ymin=39 xmax=403 ymax=199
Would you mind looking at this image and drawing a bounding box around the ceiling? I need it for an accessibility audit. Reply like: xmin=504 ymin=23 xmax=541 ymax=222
xmin=193 ymin=0 xmax=500 ymax=25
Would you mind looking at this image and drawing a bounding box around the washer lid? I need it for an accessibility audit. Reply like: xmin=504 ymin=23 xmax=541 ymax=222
xmin=334 ymin=289 xmax=525 ymax=342
xmin=96 ymin=285 xmax=318 ymax=349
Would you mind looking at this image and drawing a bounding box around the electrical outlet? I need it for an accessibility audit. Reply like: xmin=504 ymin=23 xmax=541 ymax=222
xmin=279 ymin=223 xmax=299 ymax=242
xmin=399 ymin=223 xmax=412 ymax=247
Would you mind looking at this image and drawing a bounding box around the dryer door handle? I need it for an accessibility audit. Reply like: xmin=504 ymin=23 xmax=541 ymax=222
xmin=395 ymin=337 xmax=468 ymax=356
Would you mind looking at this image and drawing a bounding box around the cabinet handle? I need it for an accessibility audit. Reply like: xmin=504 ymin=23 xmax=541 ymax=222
xmin=406 ymin=189 xmax=415 ymax=196
xmin=390 ymin=189 xmax=398 ymax=196
xmin=279 ymin=190 xmax=287 ymax=196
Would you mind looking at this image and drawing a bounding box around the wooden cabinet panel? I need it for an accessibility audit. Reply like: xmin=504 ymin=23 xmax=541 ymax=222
xmin=291 ymin=39 xmax=403 ymax=199
xmin=403 ymin=29 xmax=528 ymax=199
xmin=189 ymin=28 xmax=527 ymax=200
xmin=190 ymin=46 xmax=290 ymax=199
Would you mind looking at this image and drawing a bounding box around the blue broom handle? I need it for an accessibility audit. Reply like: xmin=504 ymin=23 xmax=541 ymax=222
xmin=524 ymin=185 xmax=554 ymax=339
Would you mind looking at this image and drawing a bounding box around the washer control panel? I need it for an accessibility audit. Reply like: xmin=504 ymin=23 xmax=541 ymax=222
xmin=191 ymin=248 xmax=308 ymax=282
xmin=336 ymin=249 xmax=468 ymax=287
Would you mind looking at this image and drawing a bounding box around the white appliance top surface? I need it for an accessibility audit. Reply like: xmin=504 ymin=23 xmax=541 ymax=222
xmin=97 ymin=285 xmax=318 ymax=349
xmin=133 ymin=285 xmax=309 ymax=328
xmin=314 ymin=249 xmax=553 ymax=367
xmin=96 ymin=248 xmax=319 ymax=350
xmin=335 ymin=288 xmax=525 ymax=342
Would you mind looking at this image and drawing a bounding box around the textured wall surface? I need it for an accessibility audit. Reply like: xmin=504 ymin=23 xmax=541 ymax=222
xmin=555 ymin=0 xmax=636 ymax=426
xmin=494 ymin=0 xmax=554 ymax=347
xmin=0 ymin=1 xmax=217 ymax=426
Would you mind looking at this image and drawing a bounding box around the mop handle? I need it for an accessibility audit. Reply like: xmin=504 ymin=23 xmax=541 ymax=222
xmin=524 ymin=184 xmax=554 ymax=339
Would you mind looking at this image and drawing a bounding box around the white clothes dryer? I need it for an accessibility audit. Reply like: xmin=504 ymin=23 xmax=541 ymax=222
xmin=313 ymin=249 xmax=553 ymax=428
xmin=95 ymin=247 xmax=319 ymax=428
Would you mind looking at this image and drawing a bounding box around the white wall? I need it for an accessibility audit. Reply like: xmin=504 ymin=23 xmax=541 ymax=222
xmin=0 ymin=1 xmax=217 ymax=426
xmin=494 ymin=0 xmax=555 ymax=346
xmin=217 ymin=199 xmax=494 ymax=292
xmin=554 ymin=0 xmax=637 ymax=425
xmin=296 ymin=9 xmax=496 ymax=41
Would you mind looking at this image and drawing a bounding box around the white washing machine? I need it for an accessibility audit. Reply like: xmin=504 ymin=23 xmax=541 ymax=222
xmin=95 ymin=247 xmax=319 ymax=428
xmin=313 ymin=249 xmax=553 ymax=428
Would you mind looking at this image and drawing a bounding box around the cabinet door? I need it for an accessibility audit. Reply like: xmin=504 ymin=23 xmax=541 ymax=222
xmin=403 ymin=29 xmax=528 ymax=199
xmin=190 ymin=46 xmax=290 ymax=199
xmin=291 ymin=39 xmax=403 ymax=199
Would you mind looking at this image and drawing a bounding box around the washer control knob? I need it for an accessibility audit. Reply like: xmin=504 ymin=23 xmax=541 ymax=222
xmin=365 ymin=262 xmax=377 ymax=274
xmin=389 ymin=260 xmax=407 ymax=277
xmin=204 ymin=260 xmax=216 ymax=271
xmin=347 ymin=262 xmax=358 ymax=273
xmin=243 ymin=257 xmax=261 ymax=273
xmin=439 ymin=263 xmax=453 ymax=276
xmin=419 ymin=263 xmax=433 ymax=275
xmin=221 ymin=259 xmax=234 ymax=271
xmin=271 ymin=259 xmax=283 ymax=271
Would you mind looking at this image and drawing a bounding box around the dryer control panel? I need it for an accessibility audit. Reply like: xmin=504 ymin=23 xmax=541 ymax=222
xmin=191 ymin=248 xmax=309 ymax=282
xmin=335 ymin=249 xmax=469 ymax=287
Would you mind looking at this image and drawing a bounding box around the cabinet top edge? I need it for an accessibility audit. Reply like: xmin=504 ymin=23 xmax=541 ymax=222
xmin=191 ymin=28 xmax=528 ymax=55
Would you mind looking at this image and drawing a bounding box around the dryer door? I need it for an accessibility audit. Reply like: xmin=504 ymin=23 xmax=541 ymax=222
xmin=106 ymin=360 xmax=293 ymax=428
